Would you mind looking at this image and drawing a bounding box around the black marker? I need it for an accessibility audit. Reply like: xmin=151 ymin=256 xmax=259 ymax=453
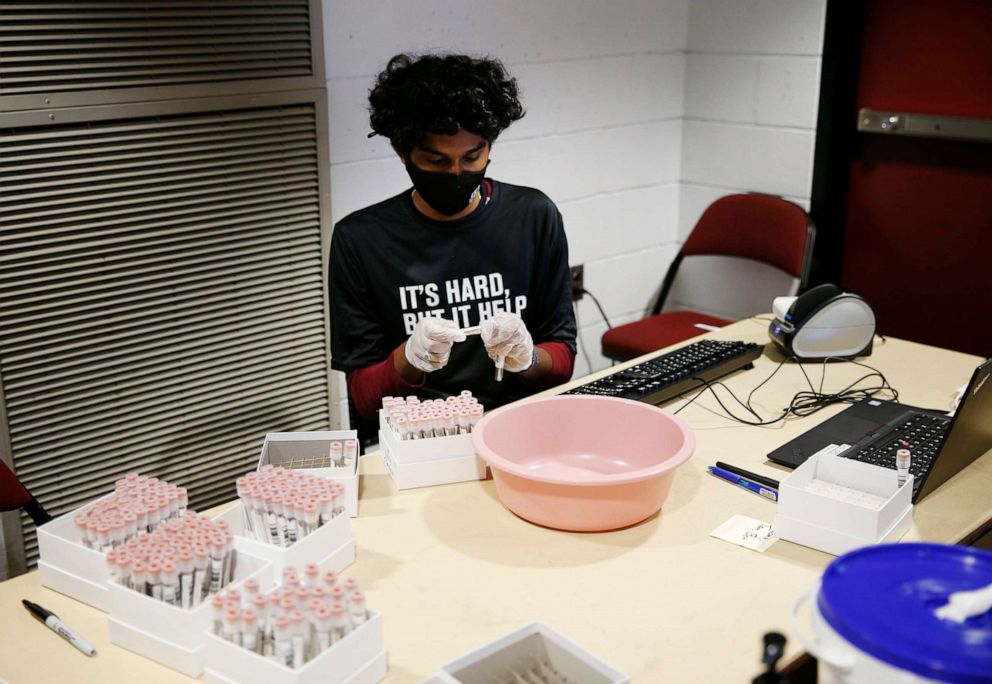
xmin=715 ymin=461 xmax=780 ymax=489
xmin=22 ymin=599 xmax=97 ymax=656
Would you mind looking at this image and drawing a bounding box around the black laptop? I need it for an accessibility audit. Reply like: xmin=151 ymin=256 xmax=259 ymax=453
xmin=768 ymin=359 xmax=992 ymax=502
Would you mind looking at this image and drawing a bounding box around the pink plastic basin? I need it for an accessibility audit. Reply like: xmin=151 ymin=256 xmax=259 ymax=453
xmin=472 ymin=395 xmax=695 ymax=531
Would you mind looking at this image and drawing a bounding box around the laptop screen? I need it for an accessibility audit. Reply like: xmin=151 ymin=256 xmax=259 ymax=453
xmin=916 ymin=359 xmax=992 ymax=501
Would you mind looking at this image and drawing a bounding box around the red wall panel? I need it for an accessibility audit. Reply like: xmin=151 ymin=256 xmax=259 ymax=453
xmin=841 ymin=0 xmax=992 ymax=356
xmin=857 ymin=0 xmax=992 ymax=117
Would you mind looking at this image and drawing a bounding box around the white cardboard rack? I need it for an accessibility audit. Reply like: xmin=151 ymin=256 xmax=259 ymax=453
xmin=203 ymin=609 xmax=386 ymax=684
xmin=37 ymin=493 xmax=114 ymax=611
xmin=107 ymin=551 xmax=273 ymax=677
xmin=434 ymin=622 xmax=629 ymax=684
xmin=774 ymin=453 xmax=914 ymax=556
xmin=215 ymin=501 xmax=355 ymax=577
xmin=378 ymin=412 xmax=487 ymax=490
xmin=259 ymin=431 xmax=360 ymax=517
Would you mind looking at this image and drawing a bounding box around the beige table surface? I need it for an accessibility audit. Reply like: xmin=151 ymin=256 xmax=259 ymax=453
xmin=2 ymin=319 xmax=990 ymax=684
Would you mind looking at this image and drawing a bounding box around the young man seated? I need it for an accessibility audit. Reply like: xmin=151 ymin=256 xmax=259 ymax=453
xmin=329 ymin=53 xmax=577 ymax=440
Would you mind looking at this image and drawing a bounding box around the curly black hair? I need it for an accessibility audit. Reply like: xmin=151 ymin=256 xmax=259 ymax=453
xmin=368 ymin=53 xmax=525 ymax=155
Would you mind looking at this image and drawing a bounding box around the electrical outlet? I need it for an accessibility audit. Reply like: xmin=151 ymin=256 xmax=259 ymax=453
xmin=570 ymin=264 xmax=584 ymax=301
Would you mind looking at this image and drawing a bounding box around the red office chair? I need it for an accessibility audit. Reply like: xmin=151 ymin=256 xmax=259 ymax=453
xmin=601 ymin=193 xmax=815 ymax=361
xmin=0 ymin=459 xmax=52 ymax=527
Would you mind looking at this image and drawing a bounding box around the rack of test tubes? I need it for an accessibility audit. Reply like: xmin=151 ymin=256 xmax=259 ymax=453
xmin=203 ymin=564 xmax=387 ymax=684
xmin=380 ymin=391 xmax=483 ymax=440
xmin=377 ymin=391 xmax=489 ymax=490
xmin=37 ymin=473 xmax=195 ymax=611
xmin=105 ymin=511 xmax=235 ymax=609
xmin=236 ymin=466 xmax=347 ymax=548
xmin=74 ymin=473 xmax=188 ymax=551
xmin=211 ymin=565 xmax=370 ymax=668
xmin=257 ymin=431 xmax=361 ymax=517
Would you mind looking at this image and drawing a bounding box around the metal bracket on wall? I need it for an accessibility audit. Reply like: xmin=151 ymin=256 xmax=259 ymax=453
xmin=858 ymin=108 xmax=992 ymax=143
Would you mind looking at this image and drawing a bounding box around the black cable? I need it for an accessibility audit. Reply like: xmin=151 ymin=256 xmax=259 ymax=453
xmin=672 ymin=356 xmax=899 ymax=426
xmin=575 ymin=287 xmax=613 ymax=329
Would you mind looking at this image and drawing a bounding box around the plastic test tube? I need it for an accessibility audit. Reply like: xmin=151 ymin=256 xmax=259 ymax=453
xmin=161 ymin=560 xmax=179 ymax=606
xmin=349 ymin=589 xmax=367 ymax=625
xmin=896 ymin=448 xmax=911 ymax=487
xmin=244 ymin=578 xmax=260 ymax=609
xmin=208 ymin=536 xmax=226 ymax=594
xmin=131 ymin=559 xmax=147 ymax=596
xmin=329 ymin=603 xmax=349 ymax=643
xmin=192 ymin=544 xmax=209 ymax=604
xmin=105 ymin=550 xmax=118 ymax=583
xmin=290 ymin=609 xmax=306 ymax=668
xmin=211 ymin=595 xmax=225 ymax=633
xmin=344 ymin=439 xmax=358 ymax=468
xmin=274 ymin=615 xmax=292 ymax=666
xmin=284 ymin=496 xmax=299 ymax=545
xmin=313 ymin=605 xmax=332 ymax=652
xmin=241 ymin=608 xmax=259 ymax=654
xmin=468 ymin=405 xmax=483 ymax=432
xmin=330 ymin=441 xmax=343 ymax=467
xmin=178 ymin=548 xmax=194 ymax=609
xmin=147 ymin=560 xmax=162 ymax=601
xmin=328 ymin=585 xmax=347 ymax=607
xmin=222 ymin=608 xmax=241 ymax=645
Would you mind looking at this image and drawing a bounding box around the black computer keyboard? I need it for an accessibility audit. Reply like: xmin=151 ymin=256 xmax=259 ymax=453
xmin=842 ymin=412 xmax=951 ymax=478
xmin=565 ymin=339 xmax=765 ymax=405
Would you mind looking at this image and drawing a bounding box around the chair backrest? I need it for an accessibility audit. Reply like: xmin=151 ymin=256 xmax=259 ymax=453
xmin=0 ymin=459 xmax=33 ymax=512
xmin=0 ymin=458 xmax=51 ymax=526
xmin=651 ymin=193 xmax=814 ymax=317
xmin=682 ymin=193 xmax=814 ymax=283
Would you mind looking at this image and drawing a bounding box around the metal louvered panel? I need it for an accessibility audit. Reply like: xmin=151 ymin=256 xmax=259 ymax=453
xmin=0 ymin=99 xmax=334 ymax=570
xmin=0 ymin=1 xmax=313 ymax=95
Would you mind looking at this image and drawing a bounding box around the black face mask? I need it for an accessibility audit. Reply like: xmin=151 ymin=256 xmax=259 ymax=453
xmin=405 ymin=160 xmax=489 ymax=217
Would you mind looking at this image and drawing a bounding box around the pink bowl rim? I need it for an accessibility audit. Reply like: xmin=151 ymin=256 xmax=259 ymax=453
xmin=472 ymin=395 xmax=695 ymax=486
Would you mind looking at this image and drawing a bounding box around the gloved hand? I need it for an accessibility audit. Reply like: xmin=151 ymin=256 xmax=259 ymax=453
xmin=404 ymin=317 xmax=466 ymax=373
xmin=480 ymin=313 xmax=536 ymax=373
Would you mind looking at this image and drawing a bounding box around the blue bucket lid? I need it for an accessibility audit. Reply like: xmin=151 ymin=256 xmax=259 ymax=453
xmin=818 ymin=543 xmax=992 ymax=684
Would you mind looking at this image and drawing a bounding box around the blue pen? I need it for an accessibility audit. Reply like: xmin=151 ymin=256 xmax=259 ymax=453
xmin=708 ymin=465 xmax=779 ymax=502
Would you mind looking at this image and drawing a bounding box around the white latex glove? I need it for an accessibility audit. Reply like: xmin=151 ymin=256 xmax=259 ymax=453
xmin=480 ymin=313 xmax=536 ymax=373
xmin=404 ymin=317 xmax=466 ymax=373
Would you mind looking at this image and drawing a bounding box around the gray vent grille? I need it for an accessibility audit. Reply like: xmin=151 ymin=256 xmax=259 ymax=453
xmin=0 ymin=0 xmax=313 ymax=95
xmin=0 ymin=103 xmax=332 ymax=566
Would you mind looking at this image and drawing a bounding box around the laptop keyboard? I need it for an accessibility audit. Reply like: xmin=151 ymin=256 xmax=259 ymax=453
xmin=843 ymin=412 xmax=951 ymax=479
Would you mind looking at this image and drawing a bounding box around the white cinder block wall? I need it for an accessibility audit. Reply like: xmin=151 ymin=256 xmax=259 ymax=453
xmin=673 ymin=0 xmax=827 ymax=318
xmin=321 ymin=0 xmax=825 ymax=427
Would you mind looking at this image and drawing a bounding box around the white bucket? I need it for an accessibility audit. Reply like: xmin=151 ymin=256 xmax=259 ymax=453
xmin=793 ymin=544 xmax=992 ymax=684
xmin=793 ymin=583 xmax=944 ymax=684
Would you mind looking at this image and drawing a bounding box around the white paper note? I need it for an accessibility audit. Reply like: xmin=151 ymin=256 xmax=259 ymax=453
xmin=710 ymin=514 xmax=779 ymax=552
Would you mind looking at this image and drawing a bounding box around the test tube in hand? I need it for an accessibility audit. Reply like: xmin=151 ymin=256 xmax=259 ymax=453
xmin=495 ymin=354 xmax=505 ymax=382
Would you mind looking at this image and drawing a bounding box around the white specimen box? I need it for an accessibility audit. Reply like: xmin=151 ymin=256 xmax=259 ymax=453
xmin=378 ymin=412 xmax=487 ymax=490
xmin=203 ymin=610 xmax=386 ymax=684
xmin=258 ymin=431 xmax=360 ymax=517
xmin=214 ymin=501 xmax=355 ymax=577
xmin=107 ymin=551 xmax=273 ymax=677
xmin=433 ymin=622 xmax=628 ymax=684
xmin=774 ymin=453 xmax=914 ymax=556
xmin=36 ymin=493 xmax=113 ymax=611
